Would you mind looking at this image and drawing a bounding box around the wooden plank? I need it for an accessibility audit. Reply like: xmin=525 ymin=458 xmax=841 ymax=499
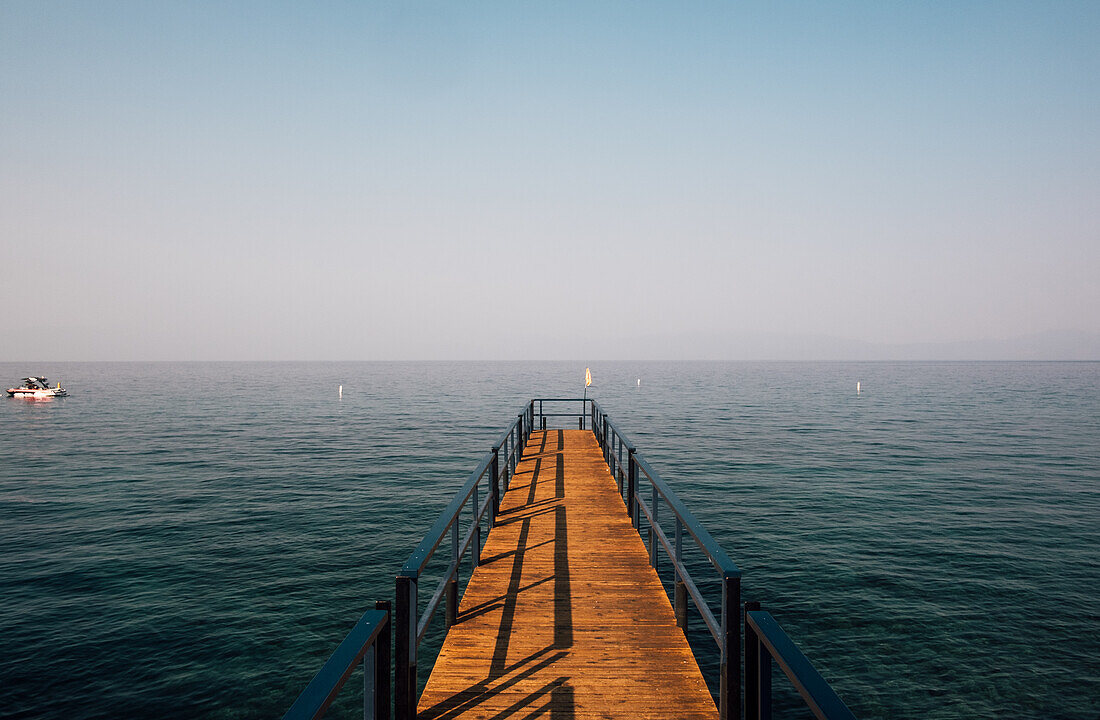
xmin=417 ymin=430 xmax=718 ymax=720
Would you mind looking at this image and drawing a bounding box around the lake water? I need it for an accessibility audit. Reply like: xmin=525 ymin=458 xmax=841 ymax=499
xmin=1 ymin=361 xmax=1097 ymax=719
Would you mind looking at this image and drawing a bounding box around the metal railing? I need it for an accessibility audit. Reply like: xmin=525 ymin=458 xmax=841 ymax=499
xmin=588 ymin=399 xmax=743 ymax=720
xmin=532 ymin=397 xmax=591 ymax=429
xmin=394 ymin=401 xmax=535 ymax=719
xmin=745 ymin=604 xmax=856 ymax=720
xmin=284 ymin=397 xmax=856 ymax=720
xmin=283 ymin=602 xmax=392 ymax=720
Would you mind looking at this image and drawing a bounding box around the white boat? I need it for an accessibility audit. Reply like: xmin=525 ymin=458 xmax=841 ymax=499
xmin=6 ymin=376 xmax=68 ymax=399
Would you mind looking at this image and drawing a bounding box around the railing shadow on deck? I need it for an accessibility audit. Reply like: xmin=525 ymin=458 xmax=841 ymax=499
xmin=416 ymin=429 xmax=575 ymax=720
xmin=283 ymin=398 xmax=856 ymax=720
xmin=394 ymin=402 xmax=536 ymax=719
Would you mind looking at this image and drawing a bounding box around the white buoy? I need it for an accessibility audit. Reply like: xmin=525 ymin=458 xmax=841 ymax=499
xmin=637 ymin=378 xmax=641 ymax=386
xmin=339 ymin=385 xmax=343 ymax=399
xmin=857 ymin=381 xmax=861 ymax=395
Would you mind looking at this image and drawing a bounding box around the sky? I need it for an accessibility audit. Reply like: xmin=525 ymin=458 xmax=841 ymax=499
xmin=2 ymin=1 xmax=1098 ymax=360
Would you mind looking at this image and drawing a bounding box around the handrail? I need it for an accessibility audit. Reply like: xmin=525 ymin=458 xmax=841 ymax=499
xmin=634 ymin=496 xmax=722 ymax=641
xmin=399 ymin=455 xmax=492 ymax=577
xmin=287 ymin=397 xmax=858 ymax=720
xmin=745 ymin=606 xmax=856 ymax=720
xmin=283 ymin=603 xmax=391 ymax=720
xmin=416 ymin=488 xmax=493 ymax=645
xmin=633 ymin=453 xmax=739 ymax=575
xmin=590 ymin=399 xmax=743 ymax=720
xmin=400 ymin=401 xmax=534 ymax=576
xmin=394 ymin=401 xmax=535 ymax=720
xmin=532 ymin=397 xmax=591 ymax=430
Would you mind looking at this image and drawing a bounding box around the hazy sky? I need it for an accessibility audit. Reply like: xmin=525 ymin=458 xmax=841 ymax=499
xmin=2 ymin=1 xmax=1098 ymax=360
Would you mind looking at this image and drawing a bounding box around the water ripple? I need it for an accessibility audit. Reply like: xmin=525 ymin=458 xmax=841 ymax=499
xmin=1 ymin=361 xmax=1098 ymax=719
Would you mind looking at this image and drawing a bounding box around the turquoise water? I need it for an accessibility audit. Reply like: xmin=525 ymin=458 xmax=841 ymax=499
xmin=1 ymin=362 xmax=1098 ymax=719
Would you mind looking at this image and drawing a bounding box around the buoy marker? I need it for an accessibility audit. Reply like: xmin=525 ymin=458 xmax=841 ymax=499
xmin=339 ymin=385 xmax=343 ymax=399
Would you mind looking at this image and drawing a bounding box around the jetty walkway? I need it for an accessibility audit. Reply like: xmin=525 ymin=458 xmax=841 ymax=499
xmin=416 ymin=428 xmax=715 ymax=719
xmin=283 ymin=399 xmax=857 ymax=720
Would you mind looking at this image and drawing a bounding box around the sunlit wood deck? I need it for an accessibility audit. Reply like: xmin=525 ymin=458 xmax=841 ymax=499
xmin=417 ymin=429 xmax=717 ymax=720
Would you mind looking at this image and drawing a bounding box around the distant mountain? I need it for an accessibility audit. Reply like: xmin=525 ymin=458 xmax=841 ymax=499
xmin=610 ymin=330 xmax=1100 ymax=361
xmin=870 ymin=331 xmax=1100 ymax=361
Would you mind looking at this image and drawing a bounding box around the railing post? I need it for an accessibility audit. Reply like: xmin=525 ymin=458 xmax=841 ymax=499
xmin=504 ymin=433 xmax=509 ymax=480
xmin=509 ymin=427 xmax=516 ymax=476
xmin=472 ymin=483 xmax=480 ymax=568
xmin=490 ymin=446 xmax=500 ymax=528
xmin=627 ymin=448 xmax=638 ymax=528
xmin=512 ymin=421 xmax=519 ymax=472
xmin=616 ymin=445 xmax=623 ymax=497
xmin=611 ymin=433 xmax=620 ymax=479
xmin=759 ymin=623 xmax=772 ymax=720
xmin=395 ymin=575 xmax=417 ymax=720
xmin=720 ymin=571 xmax=742 ymax=720
xmin=364 ymin=635 xmax=377 ymax=720
xmin=649 ymin=484 xmax=658 ymax=569
xmin=517 ymin=414 xmax=524 ymax=465
xmin=617 ymin=438 xmax=623 ymax=475
xmin=446 ymin=520 xmax=458 ymax=629
xmin=675 ymin=518 xmax=687 ymax=630
xmin=744 ymin=601 xmax=761 ymax=720
xmin=373 ymin=600 xmax=392 ymax=720
xmin=626 ymin=448 xmax=634 ymax=513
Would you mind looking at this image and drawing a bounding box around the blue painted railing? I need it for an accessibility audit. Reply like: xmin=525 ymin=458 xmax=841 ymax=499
xmin=283 ymin=602 xmax=391 ymax=720
xmin=585 ymin=400 xmax=856 ymax=720
xmin=286 ymin=398 xmax=857 ymax=720
xmin=745 ymin=604 xmax=857 ymax=720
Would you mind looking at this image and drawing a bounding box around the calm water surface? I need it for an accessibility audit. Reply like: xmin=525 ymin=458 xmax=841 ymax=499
xmin=1 ymin=362 xmax=1097 ymax=719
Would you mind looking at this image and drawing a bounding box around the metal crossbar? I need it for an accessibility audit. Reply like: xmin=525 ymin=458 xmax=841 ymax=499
xmin=283 ymin=604 xmax=391 ymax=720
xmin=635 ymin=496 xmax=721 ymax=642
xmin=745 ymin=607 xmax=856 ymax=720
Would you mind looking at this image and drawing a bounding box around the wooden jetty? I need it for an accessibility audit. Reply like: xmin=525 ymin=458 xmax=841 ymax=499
xmin=415 ymin=428 xmax=716 ymax=719
xmin=283 ymin=399 xmax=857 ymax=720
